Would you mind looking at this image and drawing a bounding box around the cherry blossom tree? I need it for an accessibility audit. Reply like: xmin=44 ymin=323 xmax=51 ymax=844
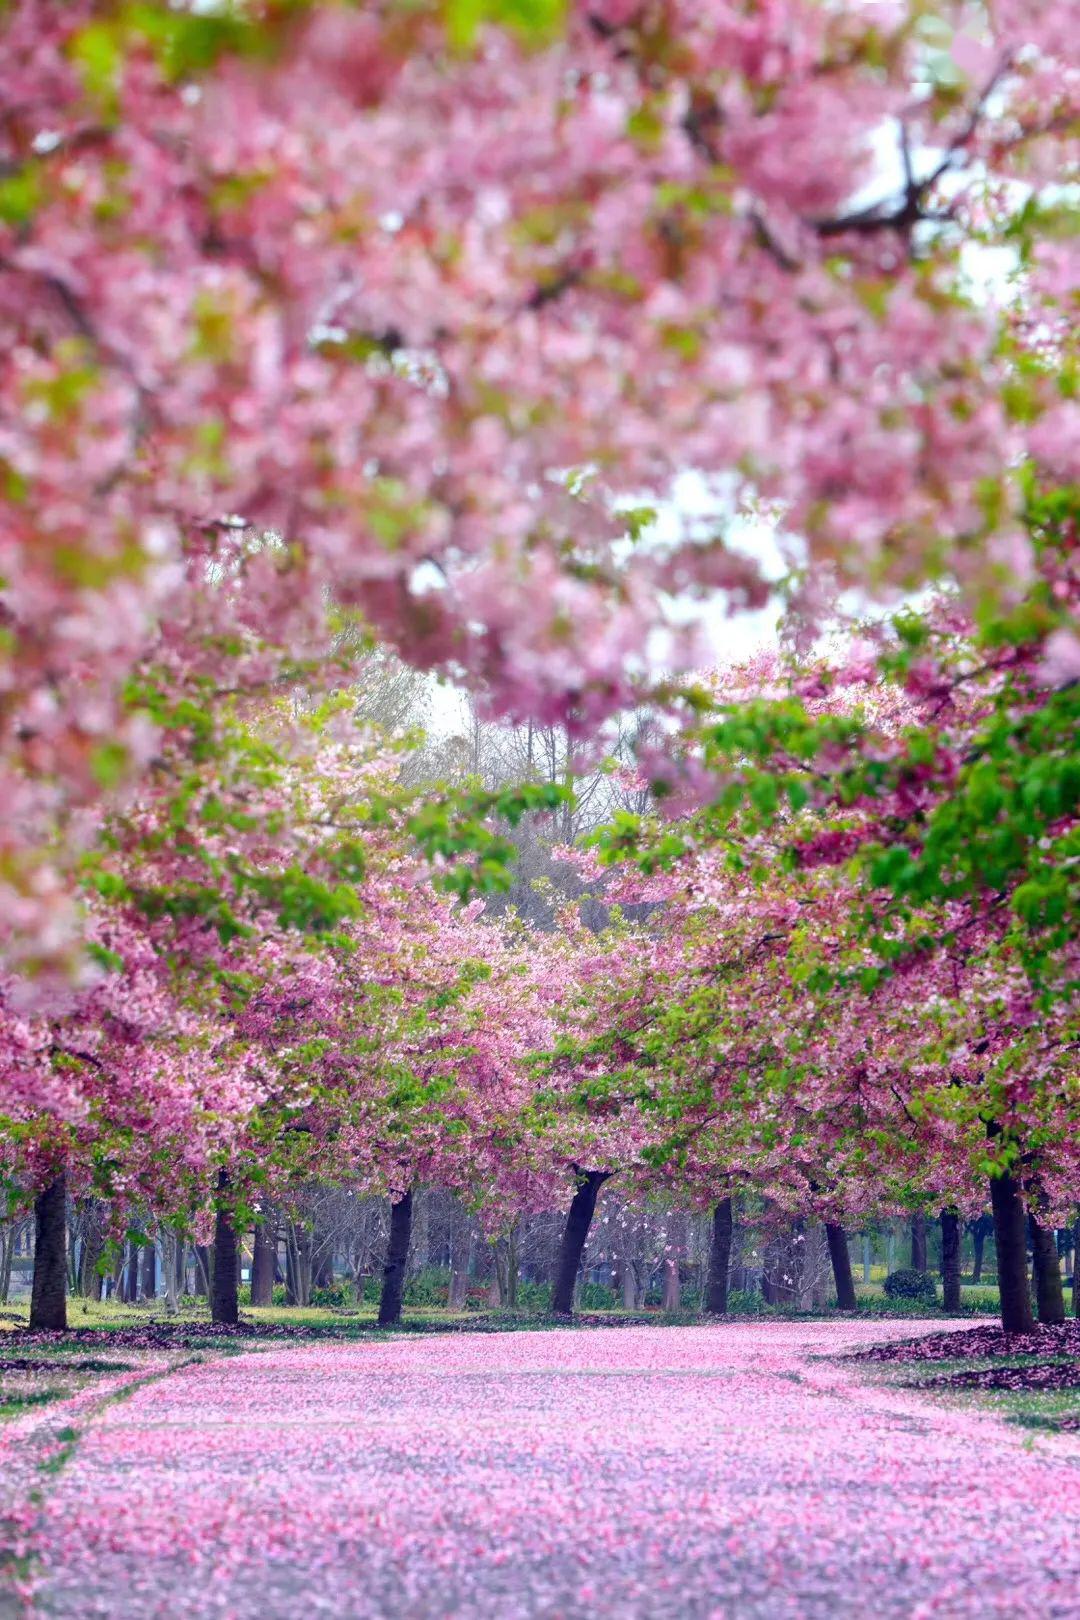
xmin=1 ymin=0 xmax=1076 ymax=979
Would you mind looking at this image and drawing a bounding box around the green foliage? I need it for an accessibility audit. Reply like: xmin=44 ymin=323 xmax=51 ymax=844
xmin=726 ymin=1287 xmax=766 ymax=1315
xmin=514 ymin=1277 xmax=552 ymax=1310
xmin=883 ymin=1268 xmax=939 ymax=1305
xmin=309 ymin=1281 xmax=352 ymax=1309
xmin=404 ymin=1266 xmax=450 ymax=1306
xmin=955 ymin=1289 xmax=1002 ymax=1316
xmin=446 ymin=0 xmax=565 ymax=53
xmin=406 ymin=780 xmax=571 ymax=898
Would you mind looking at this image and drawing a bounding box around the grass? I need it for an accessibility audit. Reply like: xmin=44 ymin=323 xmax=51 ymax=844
xmin=38 ymin=1426 xmax=79 ymax=1476
xmin=0 ymin=1298 xmax=464 ymax=1332
xmin=0 ymin=1281 xmax=1006 ymax=1344
xmin=852 ymin=1280 xmax=1002 ymax=1314
xmin=0 ymin=1389 xmax=64 ymax=1418
xmin=868 ymin=1347 xmax=1080 ymax=1435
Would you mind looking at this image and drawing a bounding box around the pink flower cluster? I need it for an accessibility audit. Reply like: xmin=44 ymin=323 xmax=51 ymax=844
xmin=1 ymin=0 xmax=1076 ymax=971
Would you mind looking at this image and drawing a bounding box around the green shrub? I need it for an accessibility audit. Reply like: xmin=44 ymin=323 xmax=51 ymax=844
xmin=309 ymin=1282 xmax=351 ymax=1309
xmin=578 ymin=1281 xmax=617 ymax=1310
xmin=404 ymin=1266 xmax=450 ymax=1306
xmin=515 ymin=1278 xmax=551 ymax=1311
xmin=727 ymin=1287 xmax=765 ymax=1315
xmin=883 ymin=1267 xmax=938 ymax=1304
xmin=956 ymin=1288 xmax=1001 ymax=1315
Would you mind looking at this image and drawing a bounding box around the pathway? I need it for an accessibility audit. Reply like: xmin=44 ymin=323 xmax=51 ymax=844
xmin=26 ymin=1321 xmax=1080 ymax=1618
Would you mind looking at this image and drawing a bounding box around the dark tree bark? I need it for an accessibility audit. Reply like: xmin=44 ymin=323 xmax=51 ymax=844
xmin=313 ymin=1230 xmax=334 ymax=1289
xmin=250 ymin=1219 xmax=275 ymax=1307
xmin=704 ymin=1197 xmax=733 ymax=1316
xmin=30 ymin=1173 xmax=68 ymax=1332
xmin=285 ymin=1221 xmax=312 ymax=1307
xmin=140 ymin=1240 xmax=156 ymax=1303
xmin=378 ymin=1190 xmax=413 ymax=1327
xmin=987 ymin=1130 xmax=1033 ymax=1333
xmin=551 ymin=1169 xmax=610 ymax=1316
xmin=940 ymin=1208 xmax=962 ymax=1313
xmin=970 ymin=1213 xmax=993 ymax=1283
xmin=1075 ymin=1217 xmax=1080 ymax=1320
xmin=1029 ymin=1214 xmax=1065 ymax=1326
xmin=910 ymin=1213 xmax=928 ymax=1273
xmin=211 ymin=1170 xmax=239 ymax=1325
xmin=825 ymin=1222 xmax=857 ymax=1310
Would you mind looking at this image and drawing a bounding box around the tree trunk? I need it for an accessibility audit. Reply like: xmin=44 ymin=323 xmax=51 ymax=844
xmin=503 ymin=1227 xmax=518 ymax=1307
xmin=1030 ymin=1215 xmax=1065 ymax=1326
xmin=910 ymin=1213 xmax=928 ymax=1273
xmin=704 ymin=1197 xmax=733 ymax=1316
xmin=250 ymin=1220 xmax=275 ymax=1307
xmin=940 ymin=1208 xmax=961 ymax=1313
xmin=448 ymin=1229 xmax=473 ymax=1312
xmin=377 ymin=1190 xmax=413 ymax=1327
xmin=211 ymin=1170 xmax=239 ymax=1325
xmin=161 ymin=1232 xmax=180 ymax=1314
xmin=30 ymin=1173 xmax=67 ymax=1332
xmin=124 ymin=1238 xmax=139 ymax=1303
xmin=141 ymin=1240 xmax=157 ymax=1303
xmin=862 ymin=1233 xmax=872 ymax=1285
xmin=825 ymin=1222 xmax=857 ymax=1310
xmin=488 ymin=1230 xmax=518 ymax=1308
xmin=622 ymin=1260 xmax=640 ymax=1310
xmin=0 ymin=1224 xmax=13 ymax=1305
xmin=988 ymin=1140 xmax=1033 ymax=1334
xmin=193 ymin=1244 xmax=211 ymax=1298
xmin=662 ymin=1257 xmax=681 ymax=1312
xmin=313 ymin=1228 xmax=334 ymax=1289
xmin=972 ymin=1222 xmax=987 ymax=1284
xmin=1075 ymin=1217 xmax=1080 ymax=1320
xmin=107 ymin=1249 xmax=125 ymax=1302
xmin=285 ymin=1222 xmax=312 ymax=1307
xmin=66 ymin=1210 xmax=80 ymax=1294
xmin=551 ymin=1169 xmax=609 ymax=1317
xmin=78 ymin=1201 xmax=105 ymax=1300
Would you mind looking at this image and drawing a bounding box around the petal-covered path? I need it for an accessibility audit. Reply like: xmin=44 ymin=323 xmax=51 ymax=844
xmin=26 ymin=1322 xmax=1080 ymax=1619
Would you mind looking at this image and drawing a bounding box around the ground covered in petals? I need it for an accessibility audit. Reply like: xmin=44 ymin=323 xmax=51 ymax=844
xmin=12 ymin=1322 xmax=1080 ymax=1619
xmin=849 ymin=1320 xmax=1080 ymax=1364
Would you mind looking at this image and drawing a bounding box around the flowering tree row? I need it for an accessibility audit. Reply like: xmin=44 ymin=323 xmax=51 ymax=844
xmin=572 ymin=498 xmax=1080 ymax=1332
xmin=1 ymin=0 xmax=1077 ymax=1334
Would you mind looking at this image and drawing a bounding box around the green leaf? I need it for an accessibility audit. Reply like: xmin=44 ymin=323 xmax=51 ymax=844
xmin=446 ymin=0 xmax=565 ymax=52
